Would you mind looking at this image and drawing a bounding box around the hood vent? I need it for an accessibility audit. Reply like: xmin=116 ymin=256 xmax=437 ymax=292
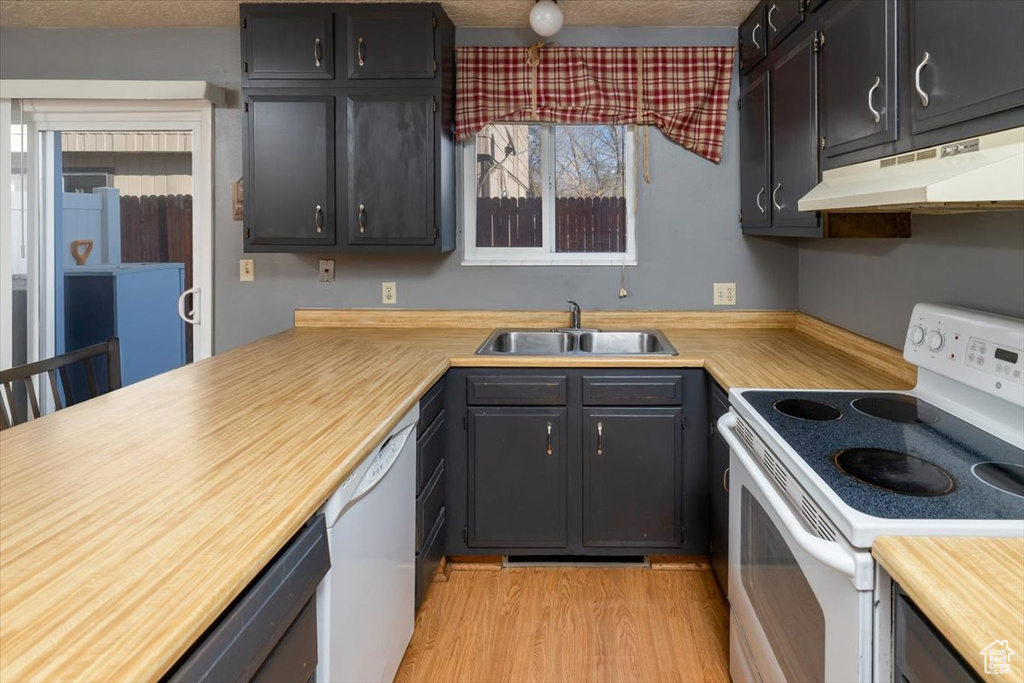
xmin=799 ymin=127 xmax=1024 ymax=213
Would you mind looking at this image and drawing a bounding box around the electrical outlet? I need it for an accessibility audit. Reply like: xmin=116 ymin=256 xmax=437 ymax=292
xmin=240 ymin=259 xmax=255 ymax=282
xmin=319 ymin=259 xmax=335 ymax=283
xmin=382 ymin=281 xmax=397 ymax=305
xmin=714 ymin=282 xmax=736 ymax=306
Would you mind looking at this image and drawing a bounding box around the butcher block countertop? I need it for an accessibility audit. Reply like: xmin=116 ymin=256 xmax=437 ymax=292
xmin=0 ymin=309 xmax=916 ymax=682
xmin=874 ymin=536 xmax=1024 ymax=683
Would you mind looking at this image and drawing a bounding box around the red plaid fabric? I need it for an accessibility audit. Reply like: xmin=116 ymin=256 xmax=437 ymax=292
xmin=455 ymin=45 xmax=735 ymax=164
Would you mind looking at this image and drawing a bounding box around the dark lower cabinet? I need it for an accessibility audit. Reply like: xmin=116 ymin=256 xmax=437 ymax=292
xmin=894 ymin=587 xmax=981 ymax=682
xmin=582 ymin=408 xmax=683 ymax=548
xmin=708 ymin=383 xmax=730 ymax=597
xmin=468 ymin=407 xmax=568 ymax=548
xmin=415 ymin=377 xmax=446 ymax=611
xmin=821 ymin=0 xmax=897 ymax=156
xmin=909 ymin=0 xmax=1024 ymax=136
xmin=345 ymin=92 xmax=436 ymax=246
xmin=244 ymin=95 xmax=336 ymax=249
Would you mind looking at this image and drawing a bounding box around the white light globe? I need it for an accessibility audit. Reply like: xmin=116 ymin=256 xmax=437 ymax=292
xmin=530 ymin=0 xmax=564 ymax=37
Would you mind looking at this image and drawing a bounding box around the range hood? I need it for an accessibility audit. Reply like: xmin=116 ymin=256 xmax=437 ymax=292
xmin=799 ymin=127 xmax=1024 ymax=213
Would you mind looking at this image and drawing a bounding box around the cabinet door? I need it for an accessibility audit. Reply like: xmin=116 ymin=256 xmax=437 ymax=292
xmin=739 ymin=4 xmax=767 ymax=74
xmin=910 ymin=0 xmax=1024 ymax=135
xmin=245 ymin=95 xmax=335 ymax=248
xmin=821 ymin=0 xmax=897 ymax=156
xmin=243 ymin=9 xmax=334 ymax=81
xmin=582 ymin=408 xmax=683 ymax=548
xmin=468 ymin=408 xmax=568 ymax=548
xmin=709 ymin=426 xmax=730 ymax=596
xmin=345 ymin=93 xmax=435 ymax=246
xmin=771 ymin=33 xmax=820 ymax=229
xmin=740 ymin=72 xmax=771 ymax=230
xmin=345 ymin=8 xmax=436 ymax=80
xmin=766 ymin=0 xmax=803 ymax=47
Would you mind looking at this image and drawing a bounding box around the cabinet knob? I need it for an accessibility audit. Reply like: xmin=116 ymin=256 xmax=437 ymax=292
xmin=868 ymin=76 xmax=881 ymax=123
xmin=358 ymin=204 xmax=367 ymax=233
xmin=314 ymin=37 xmax=322 ymax=68
xmin=752 ymin=22 xmax=762 ymax=50
xmin=915 ymin=52 xmax=930 ymax=107
xmin=771 ymin=182 xmax=783 ymax=212
xmin=723 ymin=467 xmax=730 ymax=493
xmin=767 ymin=4 xmax=778 ymax=32
xmin=357 ymin=37 xmax=367 ymax=67
xmin=315 ymin=204 xmax=323 ymax=233
xmin=596 ymin=422 xmax=603 ymax=456
xmin=756 ymin=187 xmax=766 ymax=215
xmin=546 ymin=422 xmax=553 ymax=455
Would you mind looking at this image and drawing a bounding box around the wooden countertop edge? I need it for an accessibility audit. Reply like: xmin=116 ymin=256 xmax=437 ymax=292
xmin=794 ymin=312 xmax=916 ymax=385
xmin=873 ymin=536 xmax=1024 ymax=683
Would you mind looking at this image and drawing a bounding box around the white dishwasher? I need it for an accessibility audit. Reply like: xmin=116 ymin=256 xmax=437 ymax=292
xmin=316 ymin=405 xmax=418 ymax=683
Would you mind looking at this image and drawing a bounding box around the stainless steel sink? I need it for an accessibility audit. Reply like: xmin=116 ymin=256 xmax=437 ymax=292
xmin=476 ymin=329 xmax=677 ymax=356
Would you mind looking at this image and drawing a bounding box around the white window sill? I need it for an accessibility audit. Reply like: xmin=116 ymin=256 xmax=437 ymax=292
xmin=461 ymin=258 xmax=638 ymax=267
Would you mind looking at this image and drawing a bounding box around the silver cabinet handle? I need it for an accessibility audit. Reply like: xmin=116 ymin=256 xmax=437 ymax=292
xmin=358 ymin=203 xmax=366 ymax=233
xmin=756 ymin=187 xmax=766 ymax=215
xmin=723 ymin=467 xmax=730 ymax=492
xmin=772 ymin=182 xmax=783 ymax=211
xmin=357 ymin=37 xmax=366 ymax=67
xmin=315 ymin=204 xmax=323 ymax=233
xmin=868 ymin=76 xmax=881 ymax=123
xmin=546 ymin=422 xmax=553 ymax=455
xmin=314 ymin=37 xmax=322 ymax=68
xmin=767 ymin=4 xmax=778 ymax=32
xmin=915 ymin=51 xmax=930 ymax=107
xmin=597 ymin=422 xmax=603 ymax=456
xmin=752 ymin=22 xmax=762 ymax=49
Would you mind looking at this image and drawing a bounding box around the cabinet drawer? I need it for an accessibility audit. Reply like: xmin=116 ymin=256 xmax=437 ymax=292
xmin=415 ymin=508 xmax=446 ymax=612
xmin=582 ymin=375 xmax=683 ymax=405
xmin=345 ymin=8 xmax=435 ymax=80
xmin=416 ymin=411 xmax=445 ymax=494
xmin=418 ymin=377 xmax=445 ymax=434
xmin=251 ymin=598 xmax=317 ymax=683
xmin=467 ymin=375 xmax=568 ymax=405
xmin=416 ymin=460 xmax=445 ymax=554
xmin=243 ymin=8 xmax=334 ymax=82
xmin=895 ymin=590 xmax=980 ymax=682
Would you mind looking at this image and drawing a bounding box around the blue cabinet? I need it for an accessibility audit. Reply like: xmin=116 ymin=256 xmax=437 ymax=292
xmin=64 ymin=264 xmax=186 ymax=390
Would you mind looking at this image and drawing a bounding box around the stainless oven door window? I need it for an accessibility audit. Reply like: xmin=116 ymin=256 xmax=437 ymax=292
xmin=741 ymin=487 xmax=826 ymax=682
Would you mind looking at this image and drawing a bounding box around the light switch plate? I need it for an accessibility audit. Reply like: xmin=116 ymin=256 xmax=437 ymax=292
xmin=382 ymin=282 xmax=397 ymax=305
xmin=319 ymin=259 xmax=335 ymax=283
xmin=714 ymin=282 xmax=736 ymax=306
xmin=240 ymin=259 xmax=254 ymax=282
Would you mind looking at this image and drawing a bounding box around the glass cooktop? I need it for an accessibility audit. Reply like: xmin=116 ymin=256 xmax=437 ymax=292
xmin=741 ymin=391 xmax=1024 ymax=520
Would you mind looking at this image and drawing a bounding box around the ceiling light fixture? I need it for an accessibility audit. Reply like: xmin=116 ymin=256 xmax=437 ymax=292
xmin=530 ymin=0 xmax=564 ymax=38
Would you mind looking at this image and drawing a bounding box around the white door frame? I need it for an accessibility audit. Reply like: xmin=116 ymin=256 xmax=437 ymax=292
xmin=6 ymin=97 xmax=215 ymax=364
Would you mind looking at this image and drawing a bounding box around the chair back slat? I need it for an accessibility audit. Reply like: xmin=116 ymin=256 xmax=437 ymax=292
xmin=0 ymin=338 xmax=122 ymax=431
xmin=47 ymin=370 xmax=64 ymax=411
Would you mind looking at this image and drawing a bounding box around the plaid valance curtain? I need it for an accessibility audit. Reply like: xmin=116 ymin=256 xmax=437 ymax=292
xmin=455 ymin=45 xmax=736 ymax=164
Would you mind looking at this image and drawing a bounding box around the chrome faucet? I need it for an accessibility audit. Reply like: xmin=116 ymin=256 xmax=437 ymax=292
xmin=567 ymin=300 xmax=581 ymax=330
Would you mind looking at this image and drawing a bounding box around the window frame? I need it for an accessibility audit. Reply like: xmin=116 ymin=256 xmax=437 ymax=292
xmin=461 ymin=123 xmax=637 ymax=266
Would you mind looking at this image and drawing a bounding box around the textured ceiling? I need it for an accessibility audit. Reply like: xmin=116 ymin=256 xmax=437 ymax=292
xmin=0 ymin=0 xmax=758 ymax=28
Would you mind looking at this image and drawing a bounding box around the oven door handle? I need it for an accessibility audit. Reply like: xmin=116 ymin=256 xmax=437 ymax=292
xmin=718 ymin=413 xmax=858 ymax=580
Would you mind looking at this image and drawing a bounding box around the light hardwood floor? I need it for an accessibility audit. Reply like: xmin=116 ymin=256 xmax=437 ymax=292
xmin=395 ymin=566 xmax=730 ymax=683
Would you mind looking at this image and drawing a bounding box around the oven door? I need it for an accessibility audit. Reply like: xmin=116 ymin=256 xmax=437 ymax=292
xmin=719 ymin=412 xmax=875 ymax=683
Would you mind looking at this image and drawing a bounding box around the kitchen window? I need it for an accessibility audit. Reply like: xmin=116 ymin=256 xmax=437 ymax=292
xmin=462 ymin=123 xmax=637 ymax=266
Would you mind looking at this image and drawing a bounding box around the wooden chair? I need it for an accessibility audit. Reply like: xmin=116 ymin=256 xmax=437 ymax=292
xmin=0 ymin=337 xmax=122 ymax=430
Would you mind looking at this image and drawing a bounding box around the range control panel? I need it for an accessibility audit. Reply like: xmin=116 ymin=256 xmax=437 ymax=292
xmin=905 ymin=304 xmax=1024 ymax=405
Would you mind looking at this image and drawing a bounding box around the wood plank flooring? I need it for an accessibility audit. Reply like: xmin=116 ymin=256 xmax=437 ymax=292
xmin=395 ymin=567 xmax=730 ymax=683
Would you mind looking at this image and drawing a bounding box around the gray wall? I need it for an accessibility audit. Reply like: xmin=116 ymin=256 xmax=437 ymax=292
xmin=798 ymin=211 xmax=1024 ymax=348
xmin=0 ymin=26 xmax=799 ymax=353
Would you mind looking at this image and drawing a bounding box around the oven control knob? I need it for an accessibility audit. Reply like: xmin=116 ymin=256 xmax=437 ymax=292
xmin=926 ymin=330 xmax=945 ymax=352
xmin=908 ymin=325 xmax=926 ymax=346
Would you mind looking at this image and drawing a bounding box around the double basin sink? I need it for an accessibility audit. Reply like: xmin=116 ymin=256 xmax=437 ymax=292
xmin=476 ymin=329 xmax=678 ymax=356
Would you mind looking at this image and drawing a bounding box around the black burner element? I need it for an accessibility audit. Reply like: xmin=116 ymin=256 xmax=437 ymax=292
xmin=773 ymin=399 xmax=842 ymax=422
xmin=833 ymin=448 xmax=956 ymax=496
xmin=973 ymin=463 xmax=1024 ymax=498
xmin=851 ymin=395 xmax=940 ymax=424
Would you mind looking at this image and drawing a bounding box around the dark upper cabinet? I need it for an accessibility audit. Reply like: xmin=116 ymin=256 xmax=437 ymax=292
xmin=821 ymin=0 xmax=897 ymax=157
xmin=467 ymin=408 xmax=568 ymax=548
xmin=909 ymin=0 xmax=1024 ymax=135
xmin=244 ymin=94 xmax=336 ymax=249
xmin=345 ymin=8 xmax=436 ymax=80
xmin=770 ymin=31 xmax=820 ymax=229
xmin=582 ymin=408 xmax=683 ymax=548
xmin=739 ymin=4 xmax=767 ymax=74
xmin=242 ymin=8 xmax=334 ymax=83
xmin=345 ymin=93 xmax=436 ymax=246
xmin=739 ymin=72 xmax=771 ymax=230
xmin=766 ymin=0 xmax=803 ymax=47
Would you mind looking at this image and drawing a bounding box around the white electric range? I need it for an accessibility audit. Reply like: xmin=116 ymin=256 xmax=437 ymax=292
xmin=717 ymin=303 xmax=1024 ymax=683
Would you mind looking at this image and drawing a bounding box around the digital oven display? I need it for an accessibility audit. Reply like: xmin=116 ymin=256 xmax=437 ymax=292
xmin=995 ymin=348 xmax=1019 ymax=364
